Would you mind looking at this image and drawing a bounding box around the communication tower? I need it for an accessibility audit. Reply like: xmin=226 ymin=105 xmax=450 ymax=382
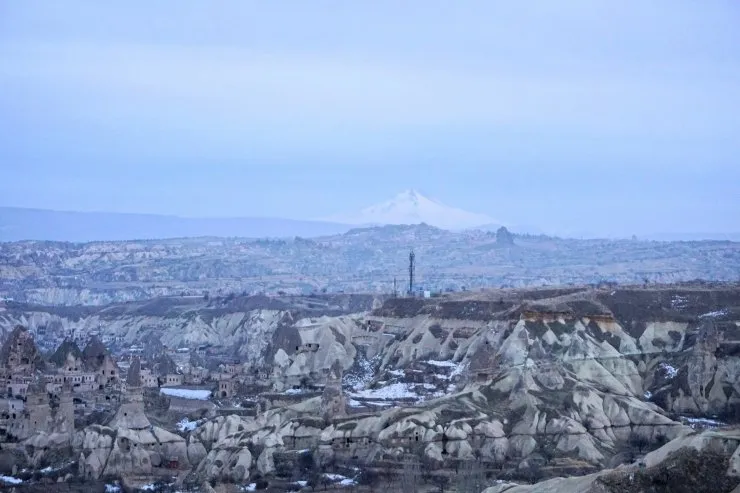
xmin=408 ymin=250 xmax=415 ymax=296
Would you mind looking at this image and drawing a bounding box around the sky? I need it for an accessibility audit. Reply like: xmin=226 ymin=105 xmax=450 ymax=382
xmin=1 ymin=1 xmax=739 ymax=237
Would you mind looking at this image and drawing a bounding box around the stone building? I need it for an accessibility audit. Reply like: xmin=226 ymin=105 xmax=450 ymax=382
xmin=162 ymin=373 xmax=184 ymax=387
xmin=218 ymin=378 xmax=235 ymax=398
xmin=7 ymin=377 xmax=52 ymax=441
xmin=139 ymin=369 xmax=159 ymax=388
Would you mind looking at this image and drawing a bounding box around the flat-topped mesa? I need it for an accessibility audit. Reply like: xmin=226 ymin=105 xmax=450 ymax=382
xmin=109 ymin=356 xmax=150 ymax=430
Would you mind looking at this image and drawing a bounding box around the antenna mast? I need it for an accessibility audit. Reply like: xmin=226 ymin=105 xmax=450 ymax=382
xmin=408 ymin=250 xmax=415 ymax=296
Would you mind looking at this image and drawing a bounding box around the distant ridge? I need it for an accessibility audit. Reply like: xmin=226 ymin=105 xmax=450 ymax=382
xmin=0 ymin=206 xmax=354 ymax=242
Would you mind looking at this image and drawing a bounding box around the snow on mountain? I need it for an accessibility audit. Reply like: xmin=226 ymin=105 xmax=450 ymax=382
xmin=324 ymin=190 xmax=498 ymax=230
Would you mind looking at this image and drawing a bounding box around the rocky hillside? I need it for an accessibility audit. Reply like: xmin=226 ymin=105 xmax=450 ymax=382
xmin=2 ymin=225 xmax=739 ymax=305
xmin=0 ymin=294 xmax=383 ymax=364
xmin=3 ymin=285 xmax=740 ymax=490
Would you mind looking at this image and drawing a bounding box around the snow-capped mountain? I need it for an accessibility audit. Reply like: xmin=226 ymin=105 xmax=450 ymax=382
xmin=324 ymin=190 xmax=499 ymax=230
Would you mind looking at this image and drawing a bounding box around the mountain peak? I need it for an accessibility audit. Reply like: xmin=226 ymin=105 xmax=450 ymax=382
xmin=324 ymin=190 xmax=498 ymax=230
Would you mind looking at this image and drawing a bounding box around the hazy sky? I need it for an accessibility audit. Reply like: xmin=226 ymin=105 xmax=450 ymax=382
xmin=1 ymin=1 xmax=739 ymax=237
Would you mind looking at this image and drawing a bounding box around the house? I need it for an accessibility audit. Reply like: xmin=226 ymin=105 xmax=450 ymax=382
xmin=162 ymin=374 xmax=184 ymax=387
xmin=139 ymin=369 xmax=159 ymax=388
xmin=218 ymin=379 xmax=235 ymax=398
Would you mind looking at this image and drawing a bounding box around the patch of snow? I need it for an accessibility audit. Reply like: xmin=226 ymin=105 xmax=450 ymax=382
xmin=387 ymin=369 xmax=405 ymax=377
xmin=285 ymin=388 xmax=307 ymax=395
xmin=294 ymin=480 xmax=308 ymax=487
xmin=344 ymin=354 xmax=379 ymax=391
xmin=1 ymin=475 xmax=23 ymax=484
xmin=160 ymin=388 xmax=211 ymax=400
xmin=450 ymin=361 xmax=468 ymax=378
xmin=350 ymin=382 xmax=418 ymax=400
xmin=425 ymin=359 xmax=458 ymax=368
xmin=659 ymin=362 xmax=678 ymax=379
xmin=683 ymin=417 xmax=725 ymax=429
xmin=700 ymin=309 xmax=728 ymax=319
xmin=242 ymin=483 xmax=257 ymax=491
xmin=644 ymin=391 xmax=652 ymax=400
xmin=105 ymin=485 xmax=122 ymax=493
xmin=322 ymin=473 xmax=358 ymax=487
xmin=141 ymin=484 xmax=156 ymax=491
xmin=348 ymin=399 xmax=364 ymax=407
xmin=349 ymin=382 xmax=442 ymax=403
xmin=177 ymin=417 xmax=199 ymax=432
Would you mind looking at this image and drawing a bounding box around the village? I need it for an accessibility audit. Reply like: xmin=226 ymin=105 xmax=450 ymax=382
xmin=0 ymin=320 xmax=460 ymax=453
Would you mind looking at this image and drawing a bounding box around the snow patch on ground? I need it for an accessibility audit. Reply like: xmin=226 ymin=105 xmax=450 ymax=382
xmin=426 ymin=359 xmax=458 ymax=368
xmin=1 ymin=475 xmax=23 ymax=485
xmin=700 ymin=309 xmax=728 ymax=319
xmin=285 ymin=388 xmax=308 ymax=395
xmin=323 ymin=473 xmax=358 ymax=487
xmin=344 ymin=353 xmax=379 ymax=391
xmin=350 ymin=382 xmax=418 ymax=399
xmin=177 ymin=417 xmax=199 ymax=432
xmin=105 ymin=485 xmax=122 ymax=493
xmin=659 ymin=362 xmax=678 ymax=379
xmin=160 ymin=388 xmax=211 ymax=400
xmin=349 ymin=382 xmax=443 ymax=402
xmin=683 ymin=417 xmax=725 ymax=429
xmin=644 ymin=391 xmax=652 ymax=400
xmin=242 ymin=483 xmax=257 ymax=491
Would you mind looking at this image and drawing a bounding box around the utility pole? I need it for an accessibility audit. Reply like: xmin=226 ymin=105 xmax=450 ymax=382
xmin=408 ymin=250 xmax=415 ymax=296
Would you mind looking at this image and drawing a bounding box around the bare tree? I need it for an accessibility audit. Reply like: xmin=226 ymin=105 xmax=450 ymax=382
xmin=401 ymin=453 xmax=422 ymax=493
xmin=629 ymin=432 xmax=650 ymax=454
xmin=456 ymin=459 xmax=486 ymax=493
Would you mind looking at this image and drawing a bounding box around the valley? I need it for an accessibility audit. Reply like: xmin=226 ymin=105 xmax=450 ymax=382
xmin=1 ymin=284 xmax=739 ymax=492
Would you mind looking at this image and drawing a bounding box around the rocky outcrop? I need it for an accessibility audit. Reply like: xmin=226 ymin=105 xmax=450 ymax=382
xmin=483 ymin=428 xmax=740 ymax=493
xmin=75 ymin=357 xmax=189 ymax=479
xmin=2 ymin=286 xmax=740 ymax=487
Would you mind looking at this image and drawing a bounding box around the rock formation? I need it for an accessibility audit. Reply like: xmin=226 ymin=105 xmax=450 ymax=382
xmin=0 ymin=325 xmax=44 ymax=375
xmin=496 ymin=226 xmax=515 ymax=246
xmin=77 ymin=356 xmax=190 ymax=479
xmin=483 ymin=428 xmax=740 ymax=493
xmin=320 ymin=361 xmax=346 ymax=423
xmin=1 ymin=286 xmax=739 ymax=488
